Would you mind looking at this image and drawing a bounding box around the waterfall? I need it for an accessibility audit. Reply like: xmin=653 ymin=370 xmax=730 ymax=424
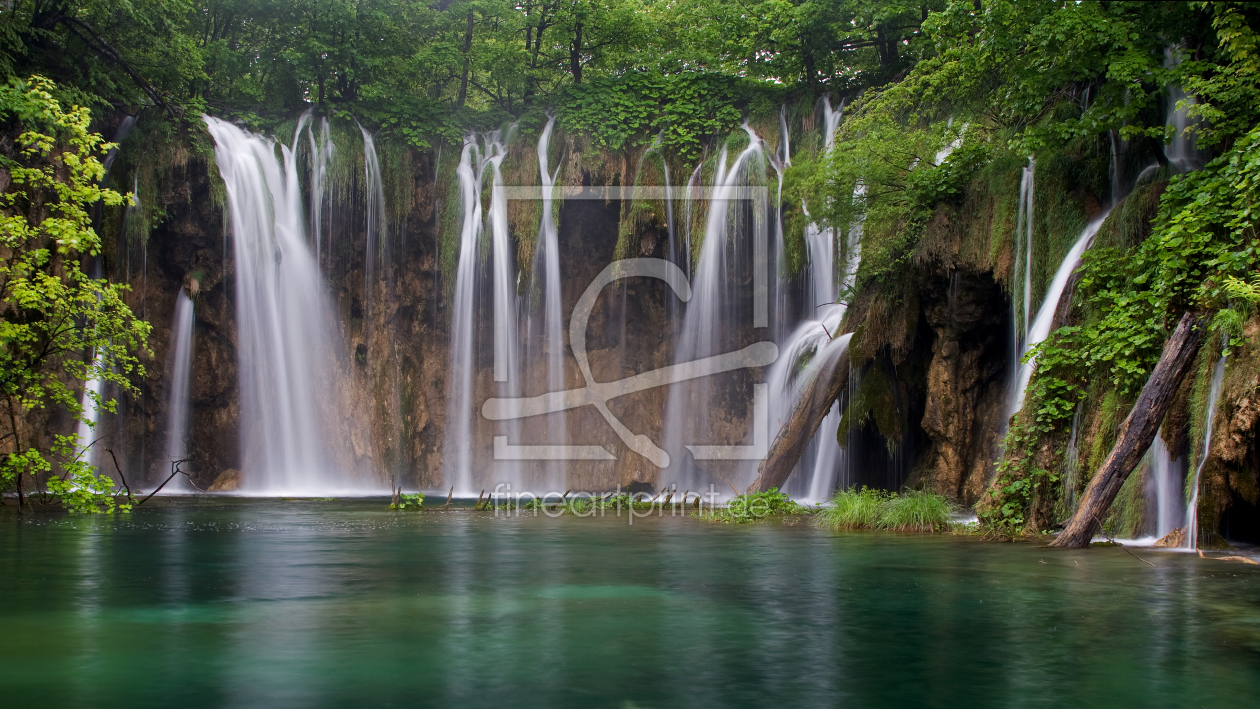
xmin=303 ymin=115 xmax=334 ymax=266
xmin=766 ymin=97 xmax=859 ymax=502
xmin=445 ymin=130 xmax=519 ymax=495
xmin=526 ymin=116 xmax=566 ymax=489
xmin=664 ymin=125 xmax=768 ymax=488
xmin=1184 ymin=353 xmax=1226 ymax=549
xmin=162 ymin=289 xmax=195 ymax=490
xmin=204 ymin=116 xmax=366 ymax=494
xmin=1150 ymin=435 xmax=1185 ymax=538
xmin=1010 ymin=210 xmax=1111 ymax=414
xmin=1164 ymin=47 xmax=1206 ymax=173
xmin=445 ymin=140 xmax=483 ymax=495
xmin=75 ymin=362 xmax=104 ymax=469
xmin=101 ymin=115 xmax=136 ymax=178
xmin=1017 ymin=160 xmax=1035 ymax=346
xmin=360 ymin=124 xmax=389 ymax=308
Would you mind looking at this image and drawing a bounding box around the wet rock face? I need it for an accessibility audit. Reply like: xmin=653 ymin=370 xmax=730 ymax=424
xmin=98 ymin=154 xmax=241 ymax=489
xmin=917 ymin=268 xmax=1011 ymax=505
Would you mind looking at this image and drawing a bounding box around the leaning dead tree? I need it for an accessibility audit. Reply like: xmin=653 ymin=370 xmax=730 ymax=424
xmin=1052 ymin=311 xmax=1211 ymax=548
xmin=750 ymin=335 xmax=853 ymax=493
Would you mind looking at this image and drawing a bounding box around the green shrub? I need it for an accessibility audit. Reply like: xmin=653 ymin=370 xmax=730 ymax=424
xmin=705 ymin=488 xmax=809 ymax=523
xmin=389 ymin=493 xmax=424 ymax=510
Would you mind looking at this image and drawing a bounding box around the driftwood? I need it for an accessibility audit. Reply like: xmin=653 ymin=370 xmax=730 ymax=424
xmin=1052 ymin=312 xmax=1210 ymax=548
xmin=750 ymin=338 xmax=852 ymax=492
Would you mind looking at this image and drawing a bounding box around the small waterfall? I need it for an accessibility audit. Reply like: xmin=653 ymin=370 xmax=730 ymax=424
xmin=526 ymin=116 xmax=566 ymax=490
xmin=1010 ymin=211 xmax=1110 ymax=414
xmin=1017 ymin=160 xmax=1035 ymax=346
xmin=445 ymin=140 xmax=484 ymax=495
xmin=75 ymin=360 xmax=104 ymax=469
xmin=445 ymin=130 xmax=519 ymax=494
xmin=204 ymin=116 xmax=365 ymax=494
xmin=303 ymin=116 xmax=335 ymax=266
xmin=162 ymin=289 xmax=195 ymax=490
xmin=101 ymin=115 xmax=136 ymax=177
xmin=360 ymin=124 xmax=389 ymax=308
xmin=1150 ymin=435 xmax=1185 ymax=538
xmin=1164 ymin=47 xmax=1206 ymax=173
xmin=1184 ymin=353 xmax=1226 ymax=549
xmin=1006 ymin=160 xmax=1035 ymax=419
xmin=1060 ymin=404 xmax=1084 ymax=511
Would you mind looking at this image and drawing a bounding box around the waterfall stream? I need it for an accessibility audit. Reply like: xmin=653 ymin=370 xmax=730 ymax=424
xmin=205 ymin=116 xmax=366 ymax=494
xmin=1008 ymin=160 xmax=1035 ymax=416
xmin=525 ymin=116 xmax=566 ymax=490
xmin=1010 ymin=211 xmax=1110 ymax=415
xmin=302 ymin=114 xmax=335 ymax=267
xmin=445 ymin=131 xmax=521 ymax=495
xmin=1184 ymin=353 xmax=1226 ymax=549
xmin=663 ymin=124 xmax=769 ymax=490
xmin=1150 ymin=434 xmax=1185 ymax=538
xmin=162 ymin=290 xmax=195 ymax=489
xmin=360 ymin=124 xmax=389 ymax=309
xmin=769 ymin=97 xmax=860 ymax=502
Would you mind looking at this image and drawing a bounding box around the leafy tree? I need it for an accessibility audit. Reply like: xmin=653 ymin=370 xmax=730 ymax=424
xmin=1 ymin=75 xmax=149 ymax=512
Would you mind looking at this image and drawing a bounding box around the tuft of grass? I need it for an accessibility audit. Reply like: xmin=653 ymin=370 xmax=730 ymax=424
xmin=816 ymin=487 xmax=891 ymax=529
xmin=815 ymin=487 xmax=953 ymax=533
xmin=878 ymin=490 xmax=952 ymax=532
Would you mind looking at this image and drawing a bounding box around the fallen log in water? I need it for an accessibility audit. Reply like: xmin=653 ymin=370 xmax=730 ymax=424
xmin=1052 ymin=312 xmax=1210 ymax=548
xmin=750 ymin=334 xmax=853 ymax=493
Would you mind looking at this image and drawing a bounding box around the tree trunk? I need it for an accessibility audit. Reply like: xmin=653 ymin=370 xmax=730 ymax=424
xmin=1051 ymin=312 xmax=1210 ymax=548
xmin=570 ymin=21 xmax=583 ymax=84
xmin=750 ymin=335 xmax=852 ymax=492
xmin=457 ymin=11 xmax=474 ymax=108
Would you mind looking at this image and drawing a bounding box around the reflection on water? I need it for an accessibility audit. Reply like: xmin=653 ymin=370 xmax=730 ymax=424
xmin=2 ymin=499 xmax=1259 ymax=708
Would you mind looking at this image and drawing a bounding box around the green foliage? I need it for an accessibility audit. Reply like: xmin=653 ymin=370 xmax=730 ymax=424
xmin=43 ymin=436 xmax=131 ymax=514
xmin=816 ymin=487 xmax=952 ymax=532
xmin=705 ymin=488 xmax=808 ymax=523
xmin=1 ymin=76 xmax=149 ymax=509
xmin=390 ymin=492 xmax=425 ymax=510
xmin=557 ymin=72 xmax=779 ymax=160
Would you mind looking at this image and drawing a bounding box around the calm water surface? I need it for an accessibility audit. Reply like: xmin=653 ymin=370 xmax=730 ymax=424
xmin=2 ymin=498 xmax=1258 ymax=708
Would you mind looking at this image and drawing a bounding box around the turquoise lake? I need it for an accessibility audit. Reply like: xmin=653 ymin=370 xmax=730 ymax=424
xmin=2 ymin=498 xmax=1259 ymax=708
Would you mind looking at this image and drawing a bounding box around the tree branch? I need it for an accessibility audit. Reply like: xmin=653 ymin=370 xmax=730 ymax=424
xmin=59 ymin=16 xmax=179 ymax=118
